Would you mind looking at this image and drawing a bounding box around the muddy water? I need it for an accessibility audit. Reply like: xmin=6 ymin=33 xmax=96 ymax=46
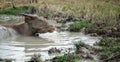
xmin=0 ymin=15 xmax=99 ymax=62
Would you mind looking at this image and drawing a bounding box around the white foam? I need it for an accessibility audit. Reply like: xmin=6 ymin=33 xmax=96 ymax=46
xmin=0 ymin=26 xmax=18 ymax=40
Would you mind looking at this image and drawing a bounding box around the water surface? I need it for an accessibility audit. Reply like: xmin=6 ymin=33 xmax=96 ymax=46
xmin=0 ymin=15 xmax=99 ymax=62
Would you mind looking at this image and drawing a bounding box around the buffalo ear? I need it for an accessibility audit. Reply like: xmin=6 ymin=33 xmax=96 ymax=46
xmin=20 ymin=14 xmax=37 ymax=23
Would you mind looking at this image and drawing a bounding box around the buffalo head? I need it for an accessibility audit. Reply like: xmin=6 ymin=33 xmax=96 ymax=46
xmin=21 ymin=14 xmax=55 ymax=35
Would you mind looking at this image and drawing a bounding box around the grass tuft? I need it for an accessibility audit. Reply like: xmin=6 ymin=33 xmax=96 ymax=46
xmin=97 ymin=37 xmax=120 ymax=58
xmin=0 ymin=6 xmax=30 ymax=15
xmin=68 ymin=20 xmax=92 ymax=32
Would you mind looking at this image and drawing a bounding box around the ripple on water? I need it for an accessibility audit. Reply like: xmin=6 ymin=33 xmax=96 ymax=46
xmin=0 ymin=30 xmax=99 ymax=62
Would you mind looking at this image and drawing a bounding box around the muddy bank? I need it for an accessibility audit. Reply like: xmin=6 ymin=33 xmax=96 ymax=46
xmin=51 ymin=41 xmax=101 ymax=62
xmin=65 ymin=20 xmax=120 ymax=62
xmin=95 ymin=37 xmax=120 ymax=62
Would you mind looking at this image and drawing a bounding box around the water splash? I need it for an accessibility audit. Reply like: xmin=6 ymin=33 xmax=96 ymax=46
xmin=0 ymin=25 xmax=18 ymax=40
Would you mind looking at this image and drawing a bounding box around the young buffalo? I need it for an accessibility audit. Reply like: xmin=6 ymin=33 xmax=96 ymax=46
xmin=2 ymin=14 xmax=55 ymax=36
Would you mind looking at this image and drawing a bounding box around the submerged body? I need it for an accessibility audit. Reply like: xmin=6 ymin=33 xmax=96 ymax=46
xmin=0 ymin=14 xmax=55 ymax=36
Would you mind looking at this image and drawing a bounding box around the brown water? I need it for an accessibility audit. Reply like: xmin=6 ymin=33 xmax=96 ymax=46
xmin=0 ymin=15 xmax=99 ymax=62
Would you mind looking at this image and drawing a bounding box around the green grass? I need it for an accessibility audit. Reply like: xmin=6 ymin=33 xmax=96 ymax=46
xmin=27 ymin=54 xmax=41 ymax=62
xmin=38 ymin=7 xmax=54 ymax=19
xmin=51 ymin=41 xmax=97 ymax=62
xmin=0 ymin=6 xmax=30 ymax=15
xmin=2 ymin=0 xmax=120 ymax=22
xmin=73 ymin=41 xmax=85 ymax=52
xmin=52 ymin=54 xmax=76 ymax=62
xmin=97 ymin=37 xmax=120 ymax=59
xmin=39 ymin=0 xmax=120 ymax=21
xmin=51 ymin=41 xmax=83 ymax=62
xmin=68 ymin=20 xmax=92 ymax=32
